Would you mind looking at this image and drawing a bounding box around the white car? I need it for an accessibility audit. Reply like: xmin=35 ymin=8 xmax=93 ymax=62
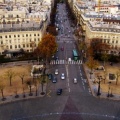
xmin=73 ymin=78 xmax=77 ymax=84
xmin=61 ymin=73 xmax=65 ymax=80
xmin=55 ymin=69 xmax=58 ymax=75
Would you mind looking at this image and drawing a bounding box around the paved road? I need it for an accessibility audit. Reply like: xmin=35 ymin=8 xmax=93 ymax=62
xmin=0 ymin=3 xmax=120 ymax=120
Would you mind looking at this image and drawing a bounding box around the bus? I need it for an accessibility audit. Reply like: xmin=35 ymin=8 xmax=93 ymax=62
xmin=72 ymin=49 xmax=79 ymax=61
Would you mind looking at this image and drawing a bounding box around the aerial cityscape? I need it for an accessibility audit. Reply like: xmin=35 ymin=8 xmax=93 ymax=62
xmin=0 ymin=0 xmax=120 ymax=120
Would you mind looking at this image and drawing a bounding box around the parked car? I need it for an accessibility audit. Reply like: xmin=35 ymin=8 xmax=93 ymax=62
xmin=55 ymin=69 xmax=59 ymax=75
xmin=48 ymin=74 xmax=53 ymax=80
xmin=61 ymin=73 xmax=65 ymax=80
xmin=52 ymin=76 xmax=57 ymax=83
xmin=57 ymin=88 xmax=62 ymax=95
xmin=73 ymin=78 xmax=77 ymax=84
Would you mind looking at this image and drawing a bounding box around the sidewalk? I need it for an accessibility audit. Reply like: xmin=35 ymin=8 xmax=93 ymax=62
xmin=83 ymin=64 xmax=120 ymax=100
xmin=0 ymin=84 xmax=47 ymax=104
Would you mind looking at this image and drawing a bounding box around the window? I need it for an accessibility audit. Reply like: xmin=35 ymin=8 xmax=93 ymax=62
xmin=23 ymin=44 xmax=25 ymax=48
xmin=0 ymin=36 xmax=2 ymax=38
xmin=112 ymin=41 xmax=114 ymax=43
xmin=18 ymin=45 xmax=20 ymax=48
xmin=22 ymin=34 xmax=24 ymax=37
xmin=5 ymin=35 xmax=7 ymax=38
xmin=34 ymin=34 xmax=36 ymax=36
xmin=9 ymin=35 xmax=11 ymax=38
xmin=18 ymin=35 xmax=20 ymax=37
xmin=38 ymin=34 xmax=39 ymax=36
xmin=15 ymin=45 xmax=17 ymax=48
xmin=10 ymin=45 xmax=12 ymax=49
xmin=9 ymin=40 xmax=11 ymax=43
xmin=116 ymin=40 xmax=118 ymax=43
xmin=30 ymin=34 xmax=31 ymax=36
xmin=14 ymin=35 xmax=16 ymax=37
xmin=26 ymin=34 xmax=28 ymax=37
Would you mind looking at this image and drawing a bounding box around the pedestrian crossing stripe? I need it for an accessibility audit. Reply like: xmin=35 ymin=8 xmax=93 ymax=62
xmin=50 ymin=60 xmax=82 ymax=65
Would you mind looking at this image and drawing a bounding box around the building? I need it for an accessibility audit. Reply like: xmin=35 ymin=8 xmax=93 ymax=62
xmin=0 ymin=0 xmax=52 ymax=57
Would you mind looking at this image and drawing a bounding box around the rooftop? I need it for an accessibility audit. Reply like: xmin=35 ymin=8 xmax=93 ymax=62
xmin=88 ymin=21 xmax=120 ymax=33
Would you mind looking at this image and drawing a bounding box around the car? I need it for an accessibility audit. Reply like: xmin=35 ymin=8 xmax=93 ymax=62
xmin=56 ymin=56 xmax=59 ymax=60
xmin=57 ymin=88 xmax=62 ymax=95
xmin=55 ymin=69 xmax=59 ymax=75
xmin=52 ymin=76 xmax=57 ymax=83
xmin=73 ymin=78 xmax=77 ymax=84
xmin=48 ymin=74 xmax=53 ymax=80
xmin=61 ymin=73 xmax=65 ymax=80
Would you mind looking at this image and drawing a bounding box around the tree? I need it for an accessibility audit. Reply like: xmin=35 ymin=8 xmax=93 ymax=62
xmin=0 ymin=77 xmax=6 ymax=101
xmin=37 ymin=34 xmax=58 ymax=62
xmin=5 ymin=69 xmax=16 ymax=86
xmin=26 ymin=78 xmax=33 ymax=96
xmin=115 ymin=69 xmax=120 ymax=85
xmin=86 ymin=46 xmax=94 ymax=57
xmin=37 ymin=74 xmax=49 ymax=95
xmin=101 ymin=52 xmax=109 ymax=67
xmin=86 ymin=57 xmax=99 ymax=79
xmin=34 ymin=79 xmax=38 ymax=96
xmin=18 ymin=71 xmax=27 ymax=84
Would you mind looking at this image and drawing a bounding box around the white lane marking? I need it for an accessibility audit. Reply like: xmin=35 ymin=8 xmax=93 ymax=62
xmin=82 ymin=81 xmax=84 ymax=86
xmin=80 ymin=73 xmax=82 ymax=76
xmin=69 ymin=88 xmax=70 ymax=92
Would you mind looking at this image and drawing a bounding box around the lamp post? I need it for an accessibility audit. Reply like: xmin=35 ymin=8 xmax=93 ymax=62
xmin=97 ymin=76 xmax=102 ymax=96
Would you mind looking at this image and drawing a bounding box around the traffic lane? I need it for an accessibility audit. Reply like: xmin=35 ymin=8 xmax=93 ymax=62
xmin=68 ymin=64 xmax=85 ymax=93
xmin=79 ymin=64 xmax=92 ymax=94
xmin=0 ymin=96 xmax=68 ymax=120
xmin=65 ymin=42 xmax=75 ymax=59
xmin=47 ymin=64 xmax=67 ymax=94
xmin=0 ymin=94 xmax=120 ymax=120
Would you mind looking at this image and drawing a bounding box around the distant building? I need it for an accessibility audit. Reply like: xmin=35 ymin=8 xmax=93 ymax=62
xmin=0 ymin=0 xmax=52 ymax=57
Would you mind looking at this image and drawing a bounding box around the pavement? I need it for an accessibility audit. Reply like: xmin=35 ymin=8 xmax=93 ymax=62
xmin=83 ymin=63 xmax=120 ymax=100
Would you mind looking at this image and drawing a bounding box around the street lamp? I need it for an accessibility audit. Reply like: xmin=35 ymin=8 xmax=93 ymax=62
xmin=97 ymin=76 xmax=102 ymax=96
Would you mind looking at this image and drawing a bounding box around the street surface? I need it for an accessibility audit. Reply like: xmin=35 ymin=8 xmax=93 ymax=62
xmin=0 ymin=3 xmax=120 ymax=120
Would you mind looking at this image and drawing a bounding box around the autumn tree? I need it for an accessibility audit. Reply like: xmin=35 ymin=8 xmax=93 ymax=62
xmin=26 ymin=78 xmax=33 ymax=96
xmin=46 ymin=25 xmax=57 ymax=36
xmin=0 ymin=76 xmax=6 ymax=101
xmin=18 ymin=71 xmax=27 ymax=84
xmin=37 ymin=74 xmax=49 ymax=95
xmin=37 ymin=34 xmax=58 ymax=62
xmin=90 ymin=38 xmax=110 ymax=65
xmin=5 ymin=69 xmax=16 ymax=86
xmin=86 ymin=46 xmax=94 ymax=57
xmin=115 ymin=69 xmax=120 ymax=85
xmin=86 ymin=57 xmax=99 ymax=79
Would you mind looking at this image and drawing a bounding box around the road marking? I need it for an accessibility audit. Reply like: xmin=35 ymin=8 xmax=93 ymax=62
xmin=83 ymin=86 xmax=85 ymax=90
xmin=69 ymin=88 xmax=70 ymax=92
xmin=47 ymin=90 xmax=51 ymax=97
xmin=82 ymin=81 xmax=84 ymax=85
xmin=80 ymin=73 xmax=82 ymax=76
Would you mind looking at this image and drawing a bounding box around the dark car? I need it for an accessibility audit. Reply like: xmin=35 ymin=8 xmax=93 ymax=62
xmin=48 ymin=74 xmax=53 ymax=80
xmin=52 ymin=77 xmax=57 ymax=83
xmin=57 ymin=89 xmax=62 ymax=95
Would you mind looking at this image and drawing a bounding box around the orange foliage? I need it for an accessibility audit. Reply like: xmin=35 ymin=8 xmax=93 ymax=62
xmin=38 ymin=34 xmax=57 ymax=60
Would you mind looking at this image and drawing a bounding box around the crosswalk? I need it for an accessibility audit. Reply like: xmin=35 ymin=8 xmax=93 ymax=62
xmin=50 ymin=60 xmax=82 ymax=65
xmin=57 ymin=40 xmax=74 ymax=43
